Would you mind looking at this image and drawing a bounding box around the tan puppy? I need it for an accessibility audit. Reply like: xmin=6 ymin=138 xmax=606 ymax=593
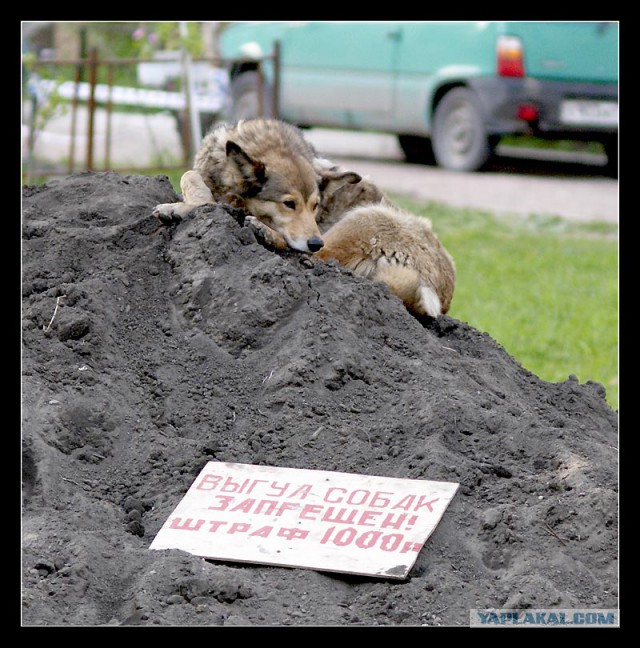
xmin=153 ymin=119 xmax=356 ymax=253
xmin=316 ymin=199 xmax=456 ymax=317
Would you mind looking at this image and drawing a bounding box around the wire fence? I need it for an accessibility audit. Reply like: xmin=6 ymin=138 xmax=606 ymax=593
xmin=22 ymin=43 xmax=281 ymax=183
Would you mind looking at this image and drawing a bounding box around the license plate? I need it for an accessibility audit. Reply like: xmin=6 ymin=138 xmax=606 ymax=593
xmin=560 ymin=99 xmax=618 ymax=126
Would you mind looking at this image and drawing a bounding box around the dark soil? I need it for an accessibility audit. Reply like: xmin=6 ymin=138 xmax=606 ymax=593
xmin=21 ymin=171 xmax=618 ymax=626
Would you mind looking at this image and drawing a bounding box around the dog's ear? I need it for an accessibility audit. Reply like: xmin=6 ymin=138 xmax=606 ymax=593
xmin=318 ymin=170 xmax=362 ymax=193
xmin=226 ymin=140 xmax=267 ymax=191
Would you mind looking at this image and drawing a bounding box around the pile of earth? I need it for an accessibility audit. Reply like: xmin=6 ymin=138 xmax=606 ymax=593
xmin=21 ymin=171 xmax=618 ymax=626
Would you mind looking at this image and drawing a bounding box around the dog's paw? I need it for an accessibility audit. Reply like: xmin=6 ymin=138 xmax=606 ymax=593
xmin=152 ymin=203 xmax=183 ymax=225
xmin=245 ymin=215 xmax=275 ymax=246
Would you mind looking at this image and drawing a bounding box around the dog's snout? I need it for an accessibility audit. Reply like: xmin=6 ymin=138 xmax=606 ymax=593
xmin=307 ymin=237 xmax=324 ymax=252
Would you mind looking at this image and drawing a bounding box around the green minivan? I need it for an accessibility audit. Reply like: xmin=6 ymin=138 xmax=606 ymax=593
xmin=219 ymin=21 xmax=618 ymax=172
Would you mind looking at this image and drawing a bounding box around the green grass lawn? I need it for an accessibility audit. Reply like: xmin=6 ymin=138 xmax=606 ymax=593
xmin=145 ymin=169 xmax=620 ymax=411
xmin=392 ymin=195 xmax=619 ymax=411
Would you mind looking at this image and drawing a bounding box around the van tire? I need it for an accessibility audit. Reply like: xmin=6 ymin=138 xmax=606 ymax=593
xmin=229 ymin=71 xmax=274 ymax=121
xmin=432 ymin=87 xmax=493 ymax=172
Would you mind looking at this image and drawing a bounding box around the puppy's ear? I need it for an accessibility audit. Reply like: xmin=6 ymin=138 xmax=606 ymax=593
xmin=318 ymin=170 xmax=362 ymax=192
xmin=226 ymin=140 xmax=267 ymax=193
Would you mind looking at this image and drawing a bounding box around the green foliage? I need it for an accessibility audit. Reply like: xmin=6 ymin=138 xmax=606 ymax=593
xmin=23 ymin=22 xmax=209 ymax=87
xmin=122 ymin=22 xmax=205 ymax=58
xmin=47 ymin=21 xmax=208 ymax=59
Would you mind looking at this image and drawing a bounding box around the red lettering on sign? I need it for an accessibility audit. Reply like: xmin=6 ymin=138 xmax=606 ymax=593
xmin=356 ymin=510 xmax=381 ymax=526
xmin=380 ymin=533 xmax=403 ymax=552
xmin=300 ymin=504 xmax=324 ymax=520
xmin=246 ymin=479 xmax=268 ymax=494
xmin=324 ymin=487 xmax=347 ymax=503
xmin=228 ymin=522 xmax=251 ymax=534
xmin=333 ymin=527 xmax=357 ymax=546
xmin=400 ymin=541 xmax=422 ymax=553
xmin=195 ymin=474 xmax=221 ymax=490
xmin=392 ymin=495 xmax=415 ymax=510
xmin=381 ymin=513 xmax=407 ymax=530
xmin=370 ymin=491 xmax=393 ymax=508
xmin=288 ymin=484 xmax=312 ymax=499
xmin=346 ymin=489 xmax=370 ymax=506
xmin=319 ymin=525 xmax=336 ymax=545
xmin=275 ymin=501 xmax=300 ymax=517
xmin=277 ymin=527 xmax=310 ymax=540
xmin=220 ymin=477 xmax=249 ymax=493
xmin=208 ymin=495 xmax=233 ymax=511
xmin=318 ymin=526 xmax=419 ymax=554
xmin=267 ymin=481 xmax=290 ymax=497
xmin=415 ymin=496 xmax=439 ymax=512
xmin=405 ymin=515 xmax=418 ymax=530
xmin=355 ymin=530 xmax=383 ymax=548
xmin=208 ymin=520 xmax=227 ymax=532
xmin=324 ymin=489 xmax=396 ymax=507
xmin=230 ymin=498 xmax=256 ymax=513
xmin=169 ymin=517 xmax=205 ymax=531
xmin=249 ymin=526 xmax=273 ymax=537
xmin=195 ymin=474 xmax=270 ymax=495
xmin=322 ymin=507 xmax=358 ymax=524
xmin=255 ymin=499 xmax=278 ymax=515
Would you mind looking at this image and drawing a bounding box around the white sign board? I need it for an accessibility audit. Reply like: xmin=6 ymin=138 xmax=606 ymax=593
xmin=150 ymin=462 xmax=458 ymax=579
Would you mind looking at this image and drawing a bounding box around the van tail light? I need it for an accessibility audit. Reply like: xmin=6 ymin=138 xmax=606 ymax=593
xmin=517 ymin=104 xmax=539 ymax=122
xmin=497 ymin=35 xmax=525 ymax=77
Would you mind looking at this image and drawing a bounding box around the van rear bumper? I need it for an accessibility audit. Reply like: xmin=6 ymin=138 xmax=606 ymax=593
xmin=469 ymin=77 xmax=618 ymax=141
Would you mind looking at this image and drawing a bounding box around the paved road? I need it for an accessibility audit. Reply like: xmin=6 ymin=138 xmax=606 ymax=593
xmin=305 ymin=129 xmax=619 ymax=224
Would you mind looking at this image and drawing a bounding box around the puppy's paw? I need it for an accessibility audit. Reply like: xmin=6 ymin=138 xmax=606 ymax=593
xmin=152 ymin=203 xmax=183 ymax=225
xmin=246 ymin=215 xmax=275 ymax=246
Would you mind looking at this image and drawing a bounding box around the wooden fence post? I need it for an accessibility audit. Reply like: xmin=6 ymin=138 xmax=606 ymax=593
xmin=68 ymin=63 xmax=82 ymax=174
xmin=86 ymin=47 xmax=98 ymax=170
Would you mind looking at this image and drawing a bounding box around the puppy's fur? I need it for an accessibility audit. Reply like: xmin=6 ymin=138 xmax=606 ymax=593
xmin=153 ymin=119 xmax=356 ymax=253
xmin=309 ymin=159 xmax=456 ymax=316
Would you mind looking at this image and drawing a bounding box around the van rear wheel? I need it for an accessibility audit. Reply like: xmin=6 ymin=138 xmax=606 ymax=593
xmin=432 ymin=87 xmax=494 ymax=172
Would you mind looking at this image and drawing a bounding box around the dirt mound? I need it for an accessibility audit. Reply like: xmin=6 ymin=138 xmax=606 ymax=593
xmin=21 ymin=171 xmax=618 ymax=626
